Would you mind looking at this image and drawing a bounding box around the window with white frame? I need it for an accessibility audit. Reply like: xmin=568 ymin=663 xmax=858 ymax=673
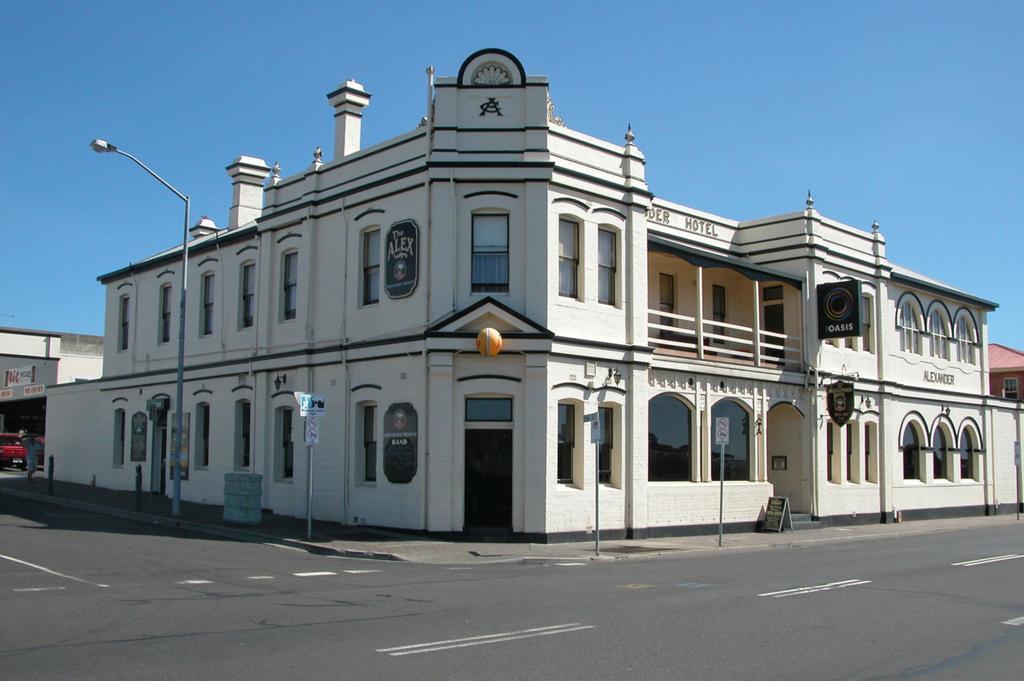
xmin=362 ymin=229 xmax=380 ymax=305
xmin=899 ymin=301 xmax=922 ymax=354
xmin=860 ymin=294 xmax=873 ymax=353
xmin=471 ymin=214 xmax=509 ymax=293
xmin=929 ymin=309 xmax=951 ymax=360
xmin=275 ymin=406 xmax=294 ymax=480
xmin=902 ymin=424 xmax=923 ymax=482
xmin=598 ymin=229 xmax=616 ymax=305
xmin=598 ymin=406 xmax=614 ymax=484
xmin=863 ymin=422 xmax=877 ymax=483
xmin=240 ymin=263 xmax=255 ymax=329
xmin=234 ymin=399 xmax=251 ymax=470
xmin=118 ymin=295 xmax=130 ymax=351
xmin=558 ymin=218 xmax=579 ymax=298
xmin=845 ymin=422 xmax=856 ymax=482
xmin=557 ymin=402 xmax=576 ymax=484
xmin=955 ymin=315 xmax=976 ymax=364
xmin=113 ymin=408 xmax=126 ymax=466
xmin=1004 ymin=377 xmax=1019 ymax=400
xmin=933 ymin=428 xmax=949 ymax=481
xmin=281 ymin=251 xmax=298 ymax=320
xmin=827 ymin=423 xmax=837 ymax=483
xmin=200 ymin=273 xmax=215 ymax=336
xmin=648 ymin=394 xmax=692 ymax=481
xmin=711 ymin=400 xmax=749 ymax=481
xmin=360 ymin=403 xmax=377 ymax=483
xmin=195 ymin=402 xmax=210 ymax=468
xmin=959 ymin=429 xmax=979 ymax=481
xmin=158 ymin=284 xmax=172 ymax=344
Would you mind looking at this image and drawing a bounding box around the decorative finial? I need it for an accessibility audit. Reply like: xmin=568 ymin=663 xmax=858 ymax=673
xmin=418 ymin=116 xmax=428 ymax=127
xmin=805 ymin=190 xmax=814 ymax=209
xmin=546 ymin=93 xmax=564 ymax=127
xmin=270 ymin=161 xmax=281 ymax=186
xmin=625 ymin=124 xmax=635 ymax=145
xmin=871 ymin=219 xmax=879 ymax=233
xmin=313 ymin=146 xmax=323 ymax=164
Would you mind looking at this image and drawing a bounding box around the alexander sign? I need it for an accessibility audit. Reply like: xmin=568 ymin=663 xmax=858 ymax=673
xmin=817 ymin=280 xmax=862 ymax=339
xmin=923 ymin=371 xmax=955 ymax=385
xmin=384 ymin=219 xmax=419 ymax=299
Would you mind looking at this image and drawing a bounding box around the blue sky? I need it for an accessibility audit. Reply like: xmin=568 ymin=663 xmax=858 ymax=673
xmin=2 ymin=1 xmax=1022 ymax=344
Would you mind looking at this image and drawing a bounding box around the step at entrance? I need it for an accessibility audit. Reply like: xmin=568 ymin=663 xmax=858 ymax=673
xmin=790 ymin=513 xmax=822 ymax=531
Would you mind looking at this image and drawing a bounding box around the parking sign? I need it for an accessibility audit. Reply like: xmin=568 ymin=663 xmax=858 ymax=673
xmin=715 ymin=417 xmax=730 ymax=446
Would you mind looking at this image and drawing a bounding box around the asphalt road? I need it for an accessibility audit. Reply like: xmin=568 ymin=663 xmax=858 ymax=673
xmin=1 ymin=495 xmax=1022 ymax=681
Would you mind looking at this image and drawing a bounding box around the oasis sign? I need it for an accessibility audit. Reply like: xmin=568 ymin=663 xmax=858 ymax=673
xmin=384 ymin=219 xmax=419 ymax=299
xmin=816 ymin=280 xmax=861 ymax=339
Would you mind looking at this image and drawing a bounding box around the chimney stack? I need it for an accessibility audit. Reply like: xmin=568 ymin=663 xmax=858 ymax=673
xmin=327 ymin=80 xmax=371 ymax=159
xmin=225 ymin=156 xmax=271 ymax=228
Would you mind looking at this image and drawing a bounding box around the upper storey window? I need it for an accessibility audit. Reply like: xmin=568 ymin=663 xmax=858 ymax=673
xmin=200 ymin=273 xmax=215 ymax=336
xmin=117 ymin=295 xmax=130 ymax=351
xmin=598 ymin=229 xmax=616 ymax=305
xmin=928 ymin=308 xmax=951 ymax=360
xmin=158 ymin=284 xmax=172 ymax=344
xmin=558 ymin=219 xmax=579 ymax=299
xmin=240 ymin=263 xmax=255 ymax=329
xmin=955 ymin=315 xmax=977 ymax=365
xmin=362 ymin=229 xmax=380 ymax=305
xmin=282 ymin=251 xmax=298 ymax=320
xmin=472 ymin=214 xmax=509 ymax=293
xmin=898 ymin=301 xmax=923 ymax=354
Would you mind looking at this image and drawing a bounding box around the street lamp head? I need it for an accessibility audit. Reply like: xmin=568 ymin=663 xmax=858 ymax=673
xmin=89 ymin=139 xmax=116 ymax=153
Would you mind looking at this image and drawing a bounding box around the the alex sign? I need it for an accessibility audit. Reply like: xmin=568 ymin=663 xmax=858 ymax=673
xmin=817 ymin=281 xmax=861 ymax=339
xmin=4 ymin=365 xmax=35 ymax=387
xmin=384 ymin=219 xmax=419 ymax=299
xmin=827 ymin=381 xmax=855 ymax=426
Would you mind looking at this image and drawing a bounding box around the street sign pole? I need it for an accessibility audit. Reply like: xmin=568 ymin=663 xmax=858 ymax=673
xmin=307 ymin=440 xmax=314 ymax=539
xmin=587 ymin=413 xmax=601 ymax=556
xmin=1015 ymin=441 xmax=1021 ymax=521
xmin=714 ymin=416 xmax=730 ymax=548
xmin=296 ymin=393 xmax=325 ymax=540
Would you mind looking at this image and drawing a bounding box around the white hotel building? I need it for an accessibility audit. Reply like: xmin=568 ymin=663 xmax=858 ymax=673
xmin=48 ymin=50 xmax=1024 ymax=539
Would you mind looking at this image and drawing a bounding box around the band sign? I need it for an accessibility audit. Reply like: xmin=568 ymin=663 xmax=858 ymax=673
xmin=383 ymin=402 xmax=418 ymax=484
xmin=385 ymin=219 xmax=419 ymax=299
xmin=827 ymin=381 xmax=855 ymax=426
xmin=817 ymin=280 xmax=861 ymax=339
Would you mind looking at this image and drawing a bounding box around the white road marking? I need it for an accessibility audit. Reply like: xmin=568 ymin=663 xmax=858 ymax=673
xmin=377 ymin=623 xmax=594 ymax=656
xmin=0 ymin=552 xmax=109 ymax=588
xmin=759 ymin=579 xmax=871 ymax=598
xmin=294 ymin=571 xmax=336 ymax=577
xmin=1002 ymin=615 xmax=1024 ymax=626
xmin=343 ymin=569 xmax=381 ymax=574
xmin=176 ymin=580 xmax=213 ymax=585
xmin=246 ymin=575 xmax=275 ymax=580
xmin=555 ymin=562 xmax=585 ymax=567
xmin=265 ymin=543 xmax=305 ymax=552
xmin=13 ymin=586 xmax=66 ymax=592
xmin=951 ymin=554 xmax=1024 ymax=567
xmin=447 ymin=567 xmax=473 ymax=571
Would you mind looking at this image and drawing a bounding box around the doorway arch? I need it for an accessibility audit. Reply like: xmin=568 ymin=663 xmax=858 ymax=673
xmin=767 ymin=402 xmax=806 ymax=511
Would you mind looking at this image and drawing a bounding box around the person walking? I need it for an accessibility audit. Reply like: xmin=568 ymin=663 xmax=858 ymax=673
xmin=23 ymin=435 xmax=41 ymax=483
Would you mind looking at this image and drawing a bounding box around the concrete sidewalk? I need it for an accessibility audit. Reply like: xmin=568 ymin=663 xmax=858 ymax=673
xmin=1 ymin=474 xmax=1020 ymax=564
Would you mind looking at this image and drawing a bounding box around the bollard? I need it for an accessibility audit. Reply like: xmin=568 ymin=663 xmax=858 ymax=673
xmin=47 ymin=455 xmax=54 ymax=496
xmin=135 ymin=465 xmax=143 ymax=511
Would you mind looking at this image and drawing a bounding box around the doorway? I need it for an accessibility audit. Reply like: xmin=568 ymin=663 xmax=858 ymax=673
xmin=150 ymin=412 xmax=167 ymax=494
xmin=464 ymin=429 xmax=513 ymax=531
xmin=766 ymin=403 xmax=806 ymax=511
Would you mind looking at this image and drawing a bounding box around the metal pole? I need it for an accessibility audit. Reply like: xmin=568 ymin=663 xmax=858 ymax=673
xmin=718 ymin=442 xmax=725 ymax=547
xmin=595 ymin=439 xmax=600 ymax=557
xmin=171 ymin=196 xmax=190 ymax=518
xmin=307 ymin=442 xmax=314 ymax=539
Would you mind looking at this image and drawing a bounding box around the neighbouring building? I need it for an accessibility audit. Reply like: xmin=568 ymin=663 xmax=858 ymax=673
xmin=1 ymin=326 xmax=103 ymax=435
xmin=45 ymin=49 xmax=1024 ymax=537
xmin=988 ymin=343 xmax=1024 ymax=401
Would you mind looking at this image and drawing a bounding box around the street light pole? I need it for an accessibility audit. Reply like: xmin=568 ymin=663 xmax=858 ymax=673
xmin=90 ymin=139 xmax=189 ymax=517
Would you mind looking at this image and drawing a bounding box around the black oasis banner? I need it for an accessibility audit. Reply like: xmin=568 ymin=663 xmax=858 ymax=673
xmin=383 ymin=402 xmax=418 ymax=484
xmin=816 ymin=280 xmax=861 ymax=339
xmin=384 ymin=219 xmax=419 ymax=299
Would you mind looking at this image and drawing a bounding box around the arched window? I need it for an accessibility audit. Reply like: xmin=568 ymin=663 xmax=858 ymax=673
xmin=955 ymin=315 xmax=977 ymax=365
xmin=711 ymin=400 xmax=750 ymax=481
xmin=933 ymin=427 xmax=948 ymax=481
xmin=648 ymin=395 xmax=691 ymax=481
xmin=899 ymin=302 xmax=922 ymax=354
xmin=959 ymin=429 xmax=978 ymax=481
xmin=902 ymin=424 xmax=922 ymax=481
xmin=928 ymin=309 xmax=951 ymax=360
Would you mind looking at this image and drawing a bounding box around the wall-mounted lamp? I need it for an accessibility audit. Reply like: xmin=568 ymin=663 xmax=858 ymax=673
xmin=604 ymin=367 xmax=622 ymax=386
xmin=274 ymin=373 xmax=288 ymax=391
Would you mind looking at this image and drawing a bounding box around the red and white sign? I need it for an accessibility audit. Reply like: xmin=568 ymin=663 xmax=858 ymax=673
xmin=0 ymin=389 xmax=13 ymax=400
xmin=5 ymin=365 xmax=35 ymax=387
xmin=23 ymin=385 xmax=44 ymax=397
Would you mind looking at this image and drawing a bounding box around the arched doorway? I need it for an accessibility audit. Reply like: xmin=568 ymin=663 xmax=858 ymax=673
xmin=767 ymin=403 xmax=806 ymax=511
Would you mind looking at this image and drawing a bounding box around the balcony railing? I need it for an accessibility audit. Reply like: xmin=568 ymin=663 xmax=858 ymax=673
xmin=648 ymin=309 xmax=802 ymax=368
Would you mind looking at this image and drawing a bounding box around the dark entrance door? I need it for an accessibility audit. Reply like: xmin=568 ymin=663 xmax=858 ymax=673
xmin=150 ymin=413 xmax=167 ymax=495
xmin=464 ymin=429 xmax=513 ymax=531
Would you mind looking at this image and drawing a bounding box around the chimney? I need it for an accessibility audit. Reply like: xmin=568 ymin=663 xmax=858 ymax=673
xmin=189 ymin=215 xmax=219 ymax=239
xmin=327 ymin=80 xmax=371 ymax=159
xmin=225 ymin=156 xmax=271 ymax=228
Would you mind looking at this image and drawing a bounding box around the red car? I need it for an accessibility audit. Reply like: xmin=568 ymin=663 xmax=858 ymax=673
xmin=0 ymin=433 xmax=28 ymax=470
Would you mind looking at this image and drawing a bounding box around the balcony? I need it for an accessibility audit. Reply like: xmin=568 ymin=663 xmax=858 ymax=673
xmin=648 ymin=309 xmax=802 ymax=368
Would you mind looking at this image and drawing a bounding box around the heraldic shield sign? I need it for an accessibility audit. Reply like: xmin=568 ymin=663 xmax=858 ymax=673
xmin=383 ymin=402 xmax=418 ymax=484
xmin=384 ymin=219 xmax=418 ymax=299
xmin=827 ymin=381 xmax=855 ymax=426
